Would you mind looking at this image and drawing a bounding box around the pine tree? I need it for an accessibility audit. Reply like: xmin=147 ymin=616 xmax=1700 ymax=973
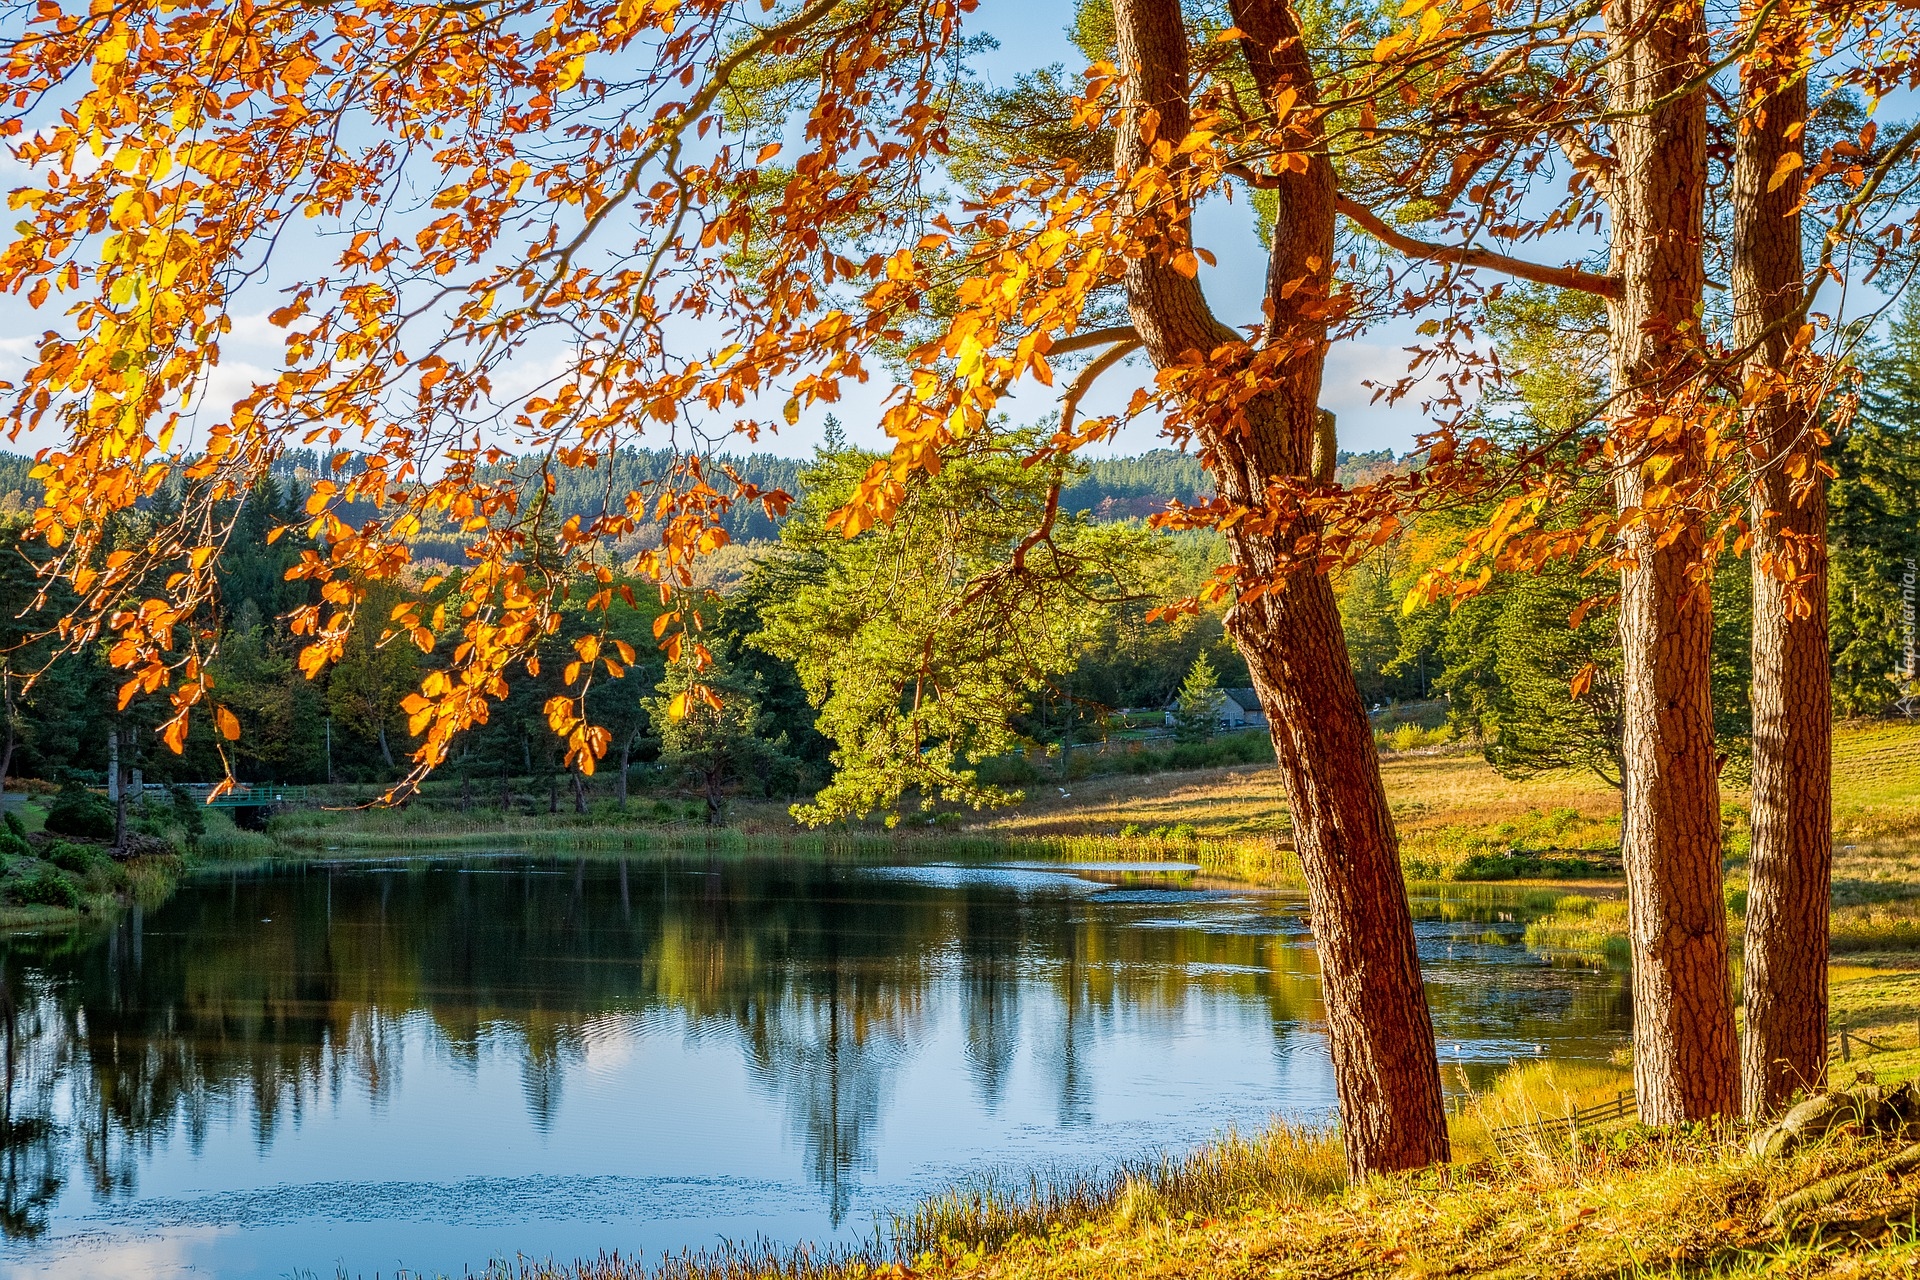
xmin=1173 ymin=653 xmax=1226 ymax=744
xmin=1834 ymin=298 xmax=1920 ymax=715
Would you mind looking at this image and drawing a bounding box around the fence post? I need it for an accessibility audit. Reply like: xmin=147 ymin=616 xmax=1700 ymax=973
xmin=1841 ymin=1029 xmax=1852 ymax=1063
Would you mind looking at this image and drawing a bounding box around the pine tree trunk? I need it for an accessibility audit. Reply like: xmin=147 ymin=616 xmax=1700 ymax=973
xmin=1735 ymin=8 xmax=1830 ymax=1118
xmin=573 ymin=771 xmax=587 ymax=814
xmin=1605 ymin=0 xmax=1739 ymax=1122
xmin=619 ymin=734 xmax=634 ymax=809
xmin=1113 ymin=0 xmax=1448 ymax=1175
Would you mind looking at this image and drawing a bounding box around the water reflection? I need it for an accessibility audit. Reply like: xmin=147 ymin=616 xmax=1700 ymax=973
xmin=0 ymin=855 xmax=1628 ymax=1279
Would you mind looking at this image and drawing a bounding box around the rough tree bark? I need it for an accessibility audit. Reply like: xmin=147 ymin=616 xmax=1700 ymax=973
xmin=1735 ymin=0 xmax=1830 ymax=1118
xmin=1111 ymin=0 xmax=1448 ymax=1175
xmin=1604 ymin=0 xmax=1740 ymax=1121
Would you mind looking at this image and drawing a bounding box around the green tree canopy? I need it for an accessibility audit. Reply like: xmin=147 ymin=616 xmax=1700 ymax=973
xmin=753 ymin=434 xmax=1159 ymax=826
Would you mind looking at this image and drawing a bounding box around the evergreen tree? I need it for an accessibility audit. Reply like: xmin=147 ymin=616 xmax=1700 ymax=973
xmin=1483 ymin=571 xmax=1626 ymax=787
xmin=648 ymin=653 xmax=794 ymax=824
xmin=1834 ymin=298 xmax=1920 ymax=715
xmin=1173 ymin=653 xmax=1226 ymax=743
xmin=754 ymin=434 xmax=1158 ymax=824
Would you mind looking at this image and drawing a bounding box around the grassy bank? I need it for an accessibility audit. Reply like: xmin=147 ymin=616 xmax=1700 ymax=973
xmin=274 ymin=733 xmax=1626 ymax=885
xmin=0 ymin=791 xmax=197 ymax=930
xmin=475 ymin=1052 xmax=1920 ymax=1279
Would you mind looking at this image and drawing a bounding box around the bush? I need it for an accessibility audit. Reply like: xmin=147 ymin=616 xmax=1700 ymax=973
xmin=9 ymin=868 xmax=80 ymax=910
xmin=44 ymin=789 xmax=115 ymax=840
xmin=46 ymin=842 xmax=98 ymax=874
xmin=3 ymin=811 xmax=24 ymax=841
xmin=972 ymin=754 xmax=1044 ymax=787
xmin=0 ymin=833 xmax=26 ymax=859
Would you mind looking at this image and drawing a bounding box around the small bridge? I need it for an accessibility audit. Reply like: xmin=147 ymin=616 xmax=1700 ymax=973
xmin=131 ymin=783 xmax=318 ymax=810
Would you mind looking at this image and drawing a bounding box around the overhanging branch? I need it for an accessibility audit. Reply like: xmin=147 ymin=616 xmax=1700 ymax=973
xmin=1061 ymin=338 xmax=1144 ymax=437
xmin=1335 ymin=195 xmax=1621 ymax=299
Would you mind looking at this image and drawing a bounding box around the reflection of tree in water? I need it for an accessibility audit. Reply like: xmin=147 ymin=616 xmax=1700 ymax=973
xmin=0 ymin=961 xmax=64 ymax=1241
xmin=0 ymin=860 xmax=1627 ymax=1230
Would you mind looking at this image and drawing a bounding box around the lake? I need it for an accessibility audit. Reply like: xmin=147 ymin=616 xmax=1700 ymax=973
xmin=0 ymin=852 xmax=1628 ymax=1279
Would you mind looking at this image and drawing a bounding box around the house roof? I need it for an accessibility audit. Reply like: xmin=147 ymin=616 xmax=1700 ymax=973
xmin=1222 ymin=688 xmax=1261 ymax=710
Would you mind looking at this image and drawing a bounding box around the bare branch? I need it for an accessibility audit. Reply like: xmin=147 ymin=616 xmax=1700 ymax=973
xmin=1334 ymin=195 xmax=1622 ymax=298
xmin=1061 ymin=338 xmax=1144 ymax=437
xmin=1046 ymin=325 xmax=1143 ymax=356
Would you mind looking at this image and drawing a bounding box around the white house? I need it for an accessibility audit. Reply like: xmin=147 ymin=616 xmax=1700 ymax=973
xmin=1163 ymin=688 xmax=1268 ymax=730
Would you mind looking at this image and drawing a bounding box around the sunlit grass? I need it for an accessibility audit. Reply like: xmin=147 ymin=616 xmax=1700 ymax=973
xmin=1521 ymin=894 xmax=1632 ymax=963
xmin=470 ymin=1086 xmax=1920 ymax=1279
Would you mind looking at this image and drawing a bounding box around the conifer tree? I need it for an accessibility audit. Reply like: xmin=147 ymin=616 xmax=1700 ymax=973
xmin=1173 ymin=653 xmax=1225 ymax=744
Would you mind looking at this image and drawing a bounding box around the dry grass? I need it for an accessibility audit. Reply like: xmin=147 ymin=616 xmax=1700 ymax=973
xmin=971 ymin=743 xmax=1627 ymax=882
xmin=477 ymin=1116 xmax=1920 ymax=1280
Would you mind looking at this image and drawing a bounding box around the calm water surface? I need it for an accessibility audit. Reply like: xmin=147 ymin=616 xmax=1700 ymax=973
xmin=0 ymin=853 xmax=1629 ymax=1279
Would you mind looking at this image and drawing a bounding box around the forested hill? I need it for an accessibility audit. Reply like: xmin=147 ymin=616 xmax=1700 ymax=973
xmin=0 ymin=445 xmax=1401 ymax=539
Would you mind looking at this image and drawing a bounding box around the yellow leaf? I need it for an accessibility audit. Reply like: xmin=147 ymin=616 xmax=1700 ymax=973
xmin=216 ymin=706 xmax=241 ymax=740
xmin=1767 ymin=151 xmax=1802 ymax=193
xmin=666 ymin=691 xmax=690 ymax=720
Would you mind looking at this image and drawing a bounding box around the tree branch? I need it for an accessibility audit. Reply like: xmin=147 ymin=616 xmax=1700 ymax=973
xmin=1334 ymin=195 xmax=1622 ymax=298
xmin=1047 ymin=325 xmax=1142 ymax=356
xmin=1061 ymin=338 xmax=1144 ymax=437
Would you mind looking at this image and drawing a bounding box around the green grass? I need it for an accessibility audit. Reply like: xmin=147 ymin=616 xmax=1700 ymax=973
xmin=1521 ymin=893 xmax=1633 ymax=963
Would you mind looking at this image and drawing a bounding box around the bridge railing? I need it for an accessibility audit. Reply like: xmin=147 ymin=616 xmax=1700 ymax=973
xmin=124 ymin=782 xmax=319 ymax=809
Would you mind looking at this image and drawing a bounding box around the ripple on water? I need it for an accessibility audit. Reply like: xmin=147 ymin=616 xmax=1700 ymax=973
xmin=81 ymin=1175 xmax=817 ymax=1231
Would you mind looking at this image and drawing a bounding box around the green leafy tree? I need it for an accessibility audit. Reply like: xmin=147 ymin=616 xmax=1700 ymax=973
xmin=1173 ymin=652 xmax=1226 ymax=744
xmin=648 ymin=653 xmax=794 ymax=825
xmin=324 ymin=586 xmax=423 ymax=772
xmin=754 ymin=434 xmax=1158 ymax=825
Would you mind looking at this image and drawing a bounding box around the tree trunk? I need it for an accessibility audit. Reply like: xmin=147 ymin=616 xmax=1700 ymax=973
xmin=573 ymin=771 xmax=587 ymax=814
xmin=377 ymin=721 xmax=395 ymax=769
xmin=114 ymin=761 xmax=128 ymax=854
xmin=0 ymin=675 xmax=16 ymax=797
xmin=619 ymin=733 xmax=634 ymax=809
xmin=1112 ymin=0 xmax=1448 ymax=1175
xmin=461 ymin=774 xmax=473 ymax=813
xmin=1605 ymin=0 xmax=1739 ymax=1123
xmin=501 ymin=767 xmax=513 ymax=814
xmin=548 ymin=773 xmax=559 ymax=814
xmin=1735 ymin=5 xmax=1830 ymax=1118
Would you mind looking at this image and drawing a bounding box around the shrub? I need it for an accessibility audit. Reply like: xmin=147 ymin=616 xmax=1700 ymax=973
xmin=3 ymin=811 xmax=24 ymax=841
xmin=44 ymin=789 xmax=115 ymax=840
xmin=0 ymin=833 xmax=26 ymax=859
xmin=972 ymin=753 xmax=1043 ymax=787
xmin=9 ymin=868 xmax=80 ymax=909
xmin=46 ymin=842 xmax=98 ymax=874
